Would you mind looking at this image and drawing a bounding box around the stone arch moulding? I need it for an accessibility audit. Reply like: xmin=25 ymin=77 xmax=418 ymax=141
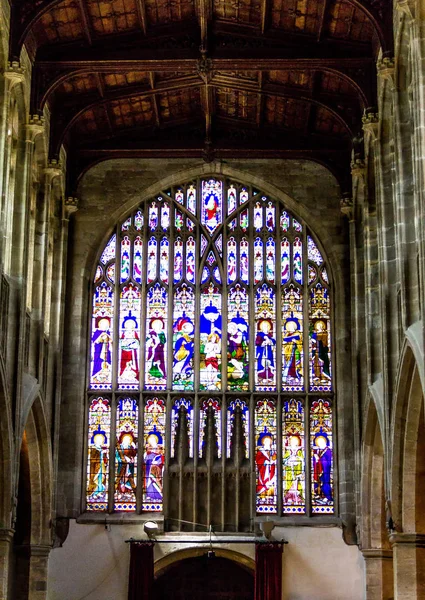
xmin=20 ymin=395 xmax=53 ymax=546
xmin=154 ymin=546 xmax=255 ymax=578
xmin=390 ymin=343 xmax=424 ymax=533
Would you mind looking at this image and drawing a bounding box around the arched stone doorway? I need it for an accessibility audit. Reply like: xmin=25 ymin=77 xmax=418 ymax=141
xmin=154 ymin=554 xmax=254 ymax=600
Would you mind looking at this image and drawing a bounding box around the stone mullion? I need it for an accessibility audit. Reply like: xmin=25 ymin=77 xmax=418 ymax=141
xmin=0 ymin=528 xmax=14 ymax=599
xmin=302 ymin=224 xmax=312 ymax=517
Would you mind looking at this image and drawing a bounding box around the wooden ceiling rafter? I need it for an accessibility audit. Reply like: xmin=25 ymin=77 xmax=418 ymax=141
xmin=149 ymin=72 xmax=161 ymax=127
xmin=8 ymin=0 xmax=392 ymax=61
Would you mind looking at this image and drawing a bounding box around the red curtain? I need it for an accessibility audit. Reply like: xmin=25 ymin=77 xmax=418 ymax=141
xmin=128 ymin=541 xmax=154 ymax=600
xmin=255 ymin=543 xmax=283 ymax=600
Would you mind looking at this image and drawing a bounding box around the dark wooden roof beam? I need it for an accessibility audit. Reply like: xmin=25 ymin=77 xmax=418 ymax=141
xmin=77 ymin=0 xmax=93 ymax=46
xmin=135 ymin=0 xmax=148 ymax=35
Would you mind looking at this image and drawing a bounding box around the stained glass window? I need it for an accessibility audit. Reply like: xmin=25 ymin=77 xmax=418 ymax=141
xmin=86 ymin=178 xmax=334 ymax=517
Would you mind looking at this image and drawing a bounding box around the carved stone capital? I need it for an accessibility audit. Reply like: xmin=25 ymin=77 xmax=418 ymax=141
xmin=64 ymin=196 xmax=79 ymax=217
xmin=389 ymin=533 xmax=425 ymax=548
xmin=26 ymin=115 xmax=45 ymax=142
xmin=340 ymin=194 xmax=354 ymax=221
xmin=361 ymin=548 xmax=393 ymax=560
xmin=377 ymin=57 xmax=395 ymax=82
xmin=44 ymin=159 xmax=64 ymax=183
xmin=362 ymin=111 xmax=379 ymax=140
xmin=351 ymin=158 xmax=366 ymax=180
xmin=395 ymin=0 xmax=415 ymax=19
xmin=0 ymin=528 xmax=14 ymax=544
xmin=4 ymin=61 xmax=26 ymax=90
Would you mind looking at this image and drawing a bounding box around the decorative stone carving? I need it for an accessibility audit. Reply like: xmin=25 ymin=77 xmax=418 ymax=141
xmin=65 ymin=196 xmax=79 ymax=217
xmin=4 ymin=61 xmax=26 ymax=89
xmin=196 ymin=52 xmax=214 ymax=84
xmin=377 ymin=57 xmax=395 ymax=84
xmin=26 ymin=115 xmax=45 ymax=142
xmin=362 ymin=110 xmax=379 ymax=140
xmin=340 ymin=193 xmax=354 ymax=221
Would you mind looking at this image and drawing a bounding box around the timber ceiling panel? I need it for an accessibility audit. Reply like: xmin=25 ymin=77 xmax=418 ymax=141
xmin=267 ymin=70 xmax=312 ymax=90
xmin=158 ymin=88 xmax=202 ymax=121
xmin=270 ymin=0 xmax=324 ymax=35
xmin=32 ymin=0 xmax=84 ymax=44
xmin=145 ymin=0 xmax=196 ymax=25
xmin=325 ymin=0 xmax=374 ymax=42
xmin=110 ymin=96 xmax=155 ymax=128
xmin=103 ymin=72 xmax=150 ymax=89
xmin=213 ymin=0 xmax=262 ymax=26
xmin=314 ymin=105 xmax=347 ymax=135
xmin=264 ymin=96 xmax=310 ymax=130
xmin=73 ymin=105 xmax=111 ymax=139
xmin=85 ymin=0 xmax=140 ymax=35
xmin=58 ymin=73 xmax=99 ymax=96
xmin=215 ymin=88 xmax=258 ymax=122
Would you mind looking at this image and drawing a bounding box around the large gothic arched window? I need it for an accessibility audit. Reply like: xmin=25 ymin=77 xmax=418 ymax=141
xmin=85 ymin=177 xmax=334 ymax=524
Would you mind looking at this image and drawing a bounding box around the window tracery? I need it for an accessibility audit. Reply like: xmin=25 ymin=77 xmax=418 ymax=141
xmin=86 ymin=177 xmax=334 ymax=521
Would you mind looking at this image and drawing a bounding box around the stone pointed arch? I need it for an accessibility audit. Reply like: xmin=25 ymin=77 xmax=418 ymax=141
xmin=154 ymin=546 xmax=255 ymax=577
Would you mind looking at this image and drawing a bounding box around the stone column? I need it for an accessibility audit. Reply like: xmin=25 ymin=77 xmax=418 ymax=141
xmin=362 ymin=548 xmax=394 ymax=600
xmin=28 ymin=545 xmax=51 ymax=600
xmin=390 ymin=533 xmax=425 ymax=599
xmin=0 ymin=528 xmax=14 ymax=600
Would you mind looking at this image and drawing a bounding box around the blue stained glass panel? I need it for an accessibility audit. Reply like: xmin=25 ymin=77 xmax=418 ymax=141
xmin=201 ymin=179 xmax=223 ymax=235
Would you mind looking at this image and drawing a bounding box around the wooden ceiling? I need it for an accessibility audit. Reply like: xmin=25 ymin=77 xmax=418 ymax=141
xmin=9 ymin=0 xmax=393 ymax=191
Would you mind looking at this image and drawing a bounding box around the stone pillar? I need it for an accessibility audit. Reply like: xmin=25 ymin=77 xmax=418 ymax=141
xmin=390 ymin=533 xmax=425 ymax=599
xmin=0 ymin=528 xmax=14 ymax=600
xmin=362 ymin=548 xmax=394 ymax=600
xmin=28 ymin=545 xmax=51 ymax=600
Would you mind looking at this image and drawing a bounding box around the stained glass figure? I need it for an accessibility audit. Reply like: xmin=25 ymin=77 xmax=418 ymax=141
xmin=86 ymin=397 xmax=110 ymax=510
xmin=254 ymin=202 xmax=263 ymax=231
xmin=280 ymin=211 xmax=289 ymax=232
xmin=100 ymin=234 xmax=116 ymax=264
xmin=174 ymin=239 xmax=183 ymax=284
xmin=133 ymin=236 xmax=143 ymax=283
xmin=121 ymin=236 xmax=131 ymax=283
xmin=186 ymin=237 xmax=196 ymax=283
xmin=187 ymin=218 xmax=195 ymax=232
xmin=149 ymin=202 xmax=158 ymax=230
xmin=147 ymin=237 xmax=157 ymax=283
xmin=308 ymin=265 xmax=317 ymax=285
xmin=175 ymin=189 xmax=184 ymax=205
xmin=240 ymin=209 xmax=249 ymax=232
xmin=187 ymin=184 xmax=196 ymax=215
xmin=94 ymin=265 xmax=102 ymax=283
xmin=118 ymin=284 xmax=141 ymax=389
xmin=227 ymin=285 xmax=249 ymax=391
xmin=308 ymin=235 xmax=323 ymax=265
xmin=175 ymin=210 xmax=184 ymax=231
xmin=114 ymin=397 xmax=138 ymax=511
xmin=134 ymin=210 xmax=143 ymax=230
xmin=161 ymin=204 xmax=170 ymax=230
xmin=240 ymin=238 xmax=249 ymax=284
xmin=266 ymin=238 xmax=275 ymax=283
xmin=200 ymin=284 xmax=222 ymax=391
xmin=311 ymin=399 xmax=333 ymax=513
xmin=282 ymin=285 xmax=303 ymax=391
xmin=143 ymin=397 xmax=166 ymax=511
xmin=145 ymin=284 xmax=167 ymax=390
xmin=201 ymin=179 xmax=222 ymax=235
xmin=254 ymin=238 xmax=264 ymax=285
xmin=172 ymin=285 xmax=195 ymax=390
xmin=282 ymin=399 xmax=305 ymax=513
xmin=255 ymin=399 xmax=277 ymax=513
xmin=106 ymin=264 xmax=115 ymax=284
xmin=201 ymin=235 xmax=208 ymax=256
xmin=228 ymin=218 xmax=237 ymax=232
xmin=309 ymin=284 xmax=331 ymax=391
xmin=122 ymin=216 xmax=131 ymax=231
xmin=266 ymin=202 xmax=275 ymax=232
xmin=227 ymin=237 xmax=237 ymax=284
xmin=255 ymin=285 xmax=276 ymax=390
xmin=228 ymin=184 xmax=237 ymax=214
xmin=240 ymin=187 xmax=249 ymax=204
xmin=281 ymin=238 xmax=290 ymax=284
xmin=90 ymin=282 xmax=114 ymax=389
xmin=215 ymin=234 xmax=223 ymax=256
xmin=160 ymin=238 xmax=169 ymax=284
xmin=199 ymin=398 xmax=222 ymax=458
xmin=293 ymin=218 xmax=302 ymax=232
xmin=171 ymin=397 xmax=194 ymax=458
xmin=227 ymin=399 xmax=249 ymax=458
xmin=293 ymin=237 xmax=303 ymax=284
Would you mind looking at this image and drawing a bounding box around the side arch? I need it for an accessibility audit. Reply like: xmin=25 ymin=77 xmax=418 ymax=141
xmin=154 ymin=546 xmax=255 ymax=577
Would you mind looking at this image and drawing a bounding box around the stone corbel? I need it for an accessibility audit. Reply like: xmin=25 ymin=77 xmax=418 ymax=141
xmin=43 ymin=159 xmax=64 ymax=185
xmin=395 ymin=0 xmax=415 ymax=20
xmin=64 ymin=196 xmax=79 ymax=218
xmin=377 ymin=57 xmax=395 ymax=88
xmin=340 ymin=193 xmax=354 ymax=222
xmin=351 ymin=158 xmax=366 ymax=182
xmin=26 ymin=115 xmax=45 ymax=143
xmin=4 ymin=61 xmax=26 ymax=91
